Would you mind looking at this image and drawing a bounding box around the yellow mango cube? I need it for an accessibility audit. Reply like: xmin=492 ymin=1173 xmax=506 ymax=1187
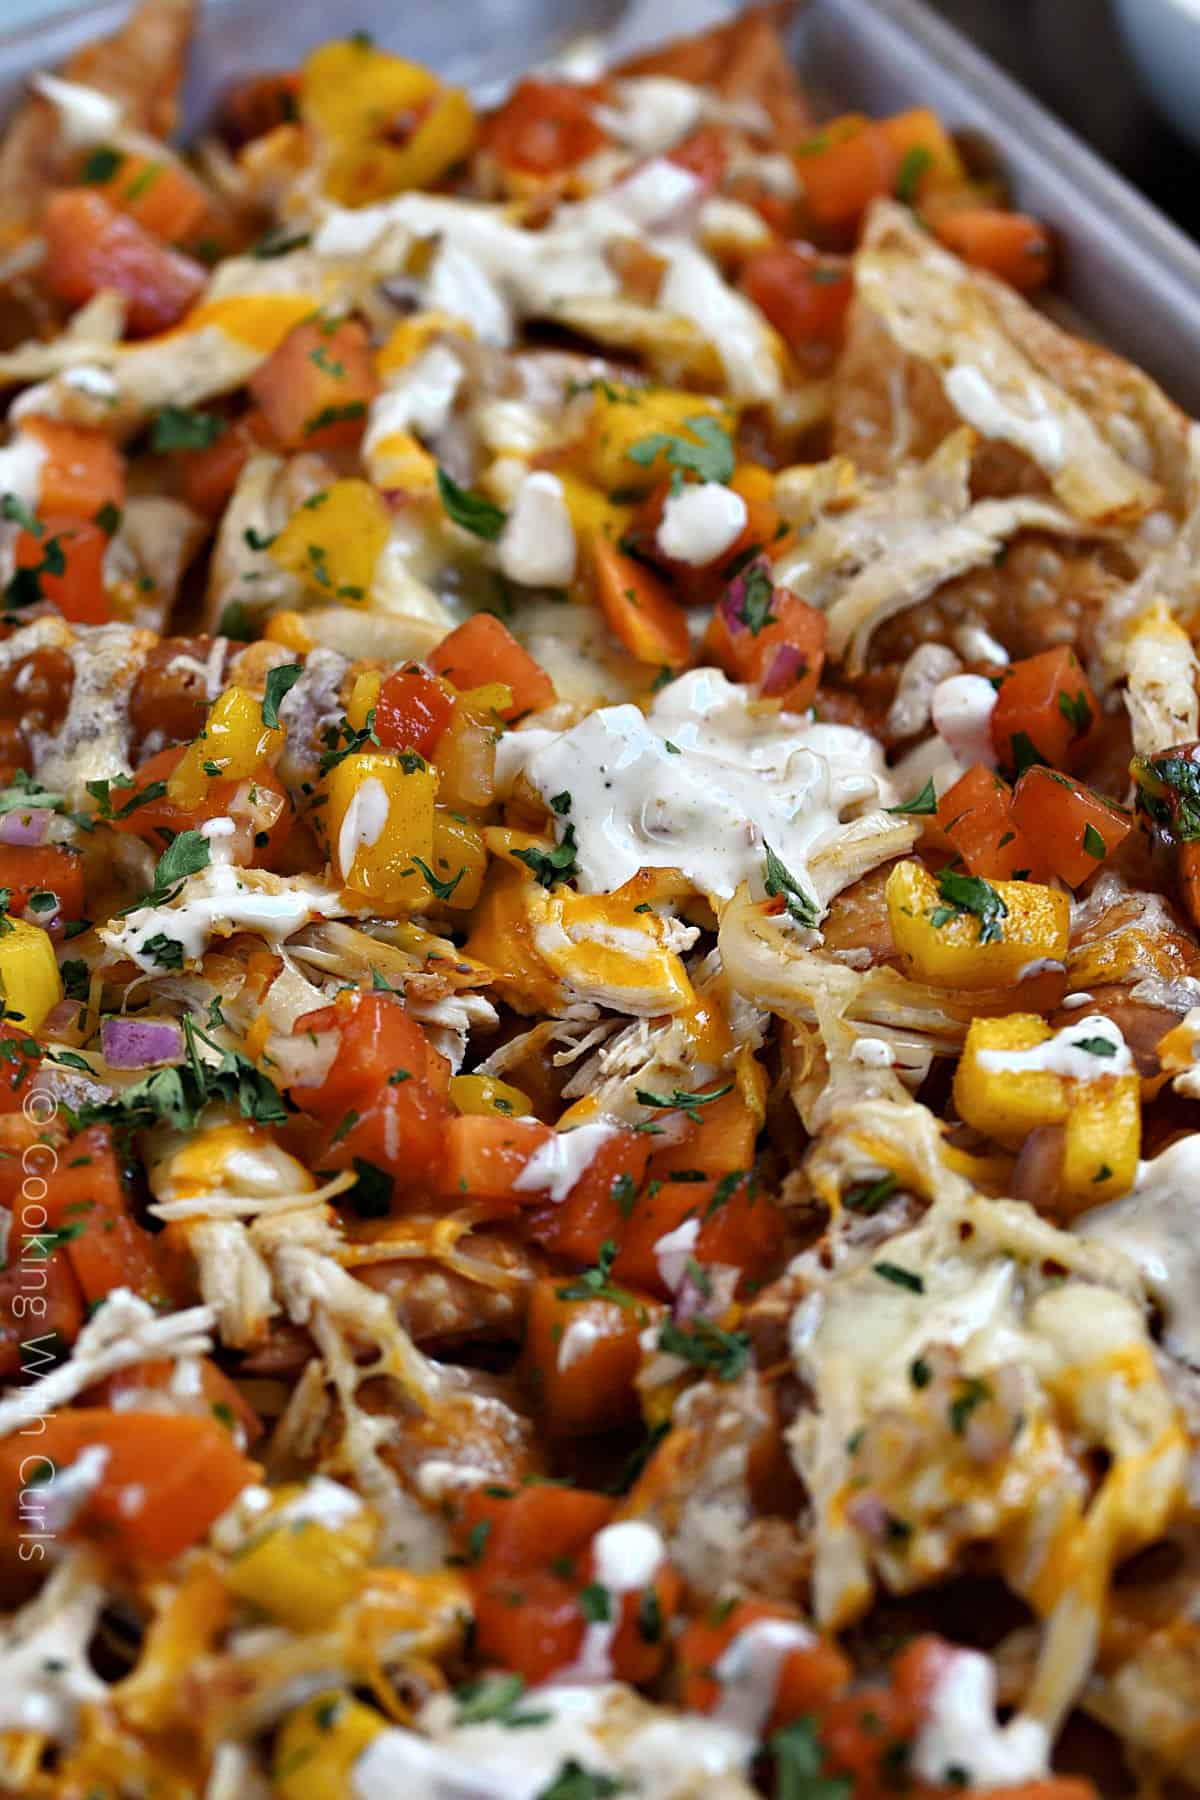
xmin=376 ymin=311 xmax=473 ymax=378
xmin=226 ymin=1512 xmax=372 ymax=1629
xmin=168 ymin=684 xmax=283 ymax=806
xmin=324 ymin=749 xmax=437 ymax=906
xmin=885 ymin=860 xmax=1069 ymax=992
xmin=0 ymin=922 xmax=62 ymax=1034
xmin=557 ymin=471 xmax=632 ymax=546
xmin=449 ymin=1071 xmax=532 ymax=1117
xmin=302 ymin=41 xmax=437 ymax=142
xmin=584 ymin=387 xmax=731 ymax=492
xmin=954 ymin=1014 xmax=1069 ymax=1148
xmin=365 ymin=428 xmax=438 ymax=495
xmin=270 ymin=479 xmax=391 ymax=605
xmin=274 ymin=1689 xmax=385 ymax=1800
xmin=345 ymin=669 xmax=381 ymax=732
xmin=1062 ymin=1077 xmax=1140 ymax=1211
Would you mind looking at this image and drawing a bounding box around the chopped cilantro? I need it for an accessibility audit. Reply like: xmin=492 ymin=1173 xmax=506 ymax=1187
xmin=895 ymin=144 xmax=933 ymax=204
xmin=556 ymin=1239 xmax=637 ymax=1308
xmin=81 ymin=145 xmax=124 ymax=183
xmin=736 ymin=564 xmax=776 ymax=635
xmin=770 ymin=1716 xmax=852 ymax=1800
xmin=436 ymin=467 xmax=507 ymax=541
xmin=627 ymin=414 xmax=734 ymax=491
xmin=349 ymin=1157 xmax=391 ymax=1218
xmin=873 ymin=1261 xmax=924 ymax=1293
xmin=763 ymin=843 xmax=820 ymax=928
xmin=411 ymin=856 xmax=465 ymax=902
xmin=261 ymin=663 xmax=302 ymax=728
xmin=454 ymin=1673 xmax=551 ymax=1729
xmin=1082 ymin=822 xmax=1106 ymax=859
xmin=1057 ymin=687 xmax=1093 ymax=737
xmin=930 ymin=867 xmax=1007 ymax=945
xmin=513 ymin=824 xmax=579 ymax=889
xmin=150 ymin=406 xmax=227 ymax=452
xmin=635 ymin=1082 xmax=733 ymax=1125
xmin=949 ymin=1375 xmax=991 ymax=1435
xmin=536 ymin=1761 xmax=624 ymax=1799
xmin=886 ymin=777 xmax=938 ymax=816
xmin=1071 ymin=1034 xmax=1117 ymax=1057
xmin=657 ymin=1315 xmax=751 ymax=1382
xmin=141 ymin=933 xmax=184 ymax=969
xmin=844 ymin=1172 xmax=898 ymax=1214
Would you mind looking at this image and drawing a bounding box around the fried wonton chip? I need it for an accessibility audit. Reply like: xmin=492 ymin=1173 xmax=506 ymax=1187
xmin=615 ymin=5 xmax=813 ymax=148
xmin=838 ymin=202 xmax=1171 ymax=528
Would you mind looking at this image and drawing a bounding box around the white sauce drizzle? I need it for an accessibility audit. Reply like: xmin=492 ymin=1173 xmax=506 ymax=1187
xmin=656 ymin=482 xmax=747 ymax=566
xmin=337 ymin=775 xmax=390 ymax=883
xmin=713 ymin=1617 xmax=816 ymax=1738
xmin=976 ymin=1013 xmax=1133 ymax=1080
xmin=653 ymin=1217 xmax=700 ymax=1293
xmin=912 ymin=1649 xmax=1049 ymax=1788
xmin=497 ymin=666 xmax=893 ymax=903
xmin=1079 ymin=1134 xmax=1200 ymax=1365
xmin=944 ymin=364 xmax=1066 ymax=471
xmin=512 ymin=1121 xmax=619 ymax=1203
xmin=497 ymin=471 xmax=577 ymax=588
xmin=930 ymin=672 xmax=999 ymax=768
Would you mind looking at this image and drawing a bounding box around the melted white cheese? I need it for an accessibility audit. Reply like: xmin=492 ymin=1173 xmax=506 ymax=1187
xmin=1079 ymin=1134 xmax=1200 ymax=1366
xmin=512 ymin=1120 xmax=619 ymax=1203
xmin=976 ymin=1013 xmax=1133 ymax=1080
xmin=497 ymin=471 xmax=577 ymax=588
xmin=656 ymin=482 xmax=747 ymax=566
xmin=365 ymin=344 xmax=463 ymax=451
xmin=930 ymin=673 xmax=998 ymax=769
xmin=912 ymin=1650 xmax=1048 ymax=1788
xmin=497 ymin=666 xmax=893 ymax=904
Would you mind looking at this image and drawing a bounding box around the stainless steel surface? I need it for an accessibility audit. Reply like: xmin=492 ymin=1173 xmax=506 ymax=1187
xmin=2 ymin=0 xmax=1200 ymax=411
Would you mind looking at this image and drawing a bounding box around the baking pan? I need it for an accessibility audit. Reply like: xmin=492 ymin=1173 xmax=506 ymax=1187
xmin=3 ymin=0 xmax=1200 ymax=411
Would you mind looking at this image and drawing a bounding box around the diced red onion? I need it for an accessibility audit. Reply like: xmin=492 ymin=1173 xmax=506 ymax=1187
xmin=845 ymin=1490 xmax=890 ymax=1542
xmin=759 ymin=642 xmax=806 ymax=697
xmin=674 ymin=1261 xmax=739 ymax=1325
xmin=101 ymin=1016 xmax=184 ymax=1069
xmin=0 ymin=808 xmax=53 ymax=846
xmin=718 ymin=556 xmax=773 ymax=638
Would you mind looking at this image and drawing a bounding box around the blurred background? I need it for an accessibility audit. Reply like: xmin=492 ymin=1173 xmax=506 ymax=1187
xmin=2 ymin=0 xmax=1197 ymax=239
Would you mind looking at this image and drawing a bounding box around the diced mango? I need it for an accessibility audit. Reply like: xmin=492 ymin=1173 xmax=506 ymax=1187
xmin=557 ymin=471 xmax=633 ymax=546
xmin=270 ymin=479 xmax=391 ymax=605
xmin=1061 ymin=1078 xmax=1140 ymax=1212
xmin=226 ymin=1508 xmax=373 ymax=1629
xmin=345 ymin=669 xmax=382 ymax=732
xmin=885 ymin=859 xmax=1069 ymax=991
xmin=303 ymin=43 xmax=476 ymax=205
xmin=365 ymin=427 xmax=438 ymax=494
xmin=274 ymin=1689 xmax=386 ymax=1800
xmin=583 ymin=387 xmax=731 ymax=492
xmin=302 ymin=41 xmax=437 ymax=141
xmin=0 ymin=921 xmax=62 ymax=1033
xmin=375 ymin=311 xmax=474 ymax=377
xmin=954 ymin=1011 xmax=1140 ymax=1210
xmin=168 ymin=684 xmax=283 ymax=806
xmin=449 ymin=1071 xmax=532 ymax=1117
xmin=323 ymin=749 xmax=438 ymax=906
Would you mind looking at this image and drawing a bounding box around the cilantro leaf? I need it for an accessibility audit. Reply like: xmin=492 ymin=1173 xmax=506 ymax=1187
xmin=770 ymin=1717 xmax=852 ymax=1800
xmin=536 ymin=1760 xmax=624 ymax=1799
xmin=627 ymin=414 xmax=735 ymax=488
xmin=735 ymin=564 xmax=775 ymax=635
xmin=1082 ymin=821 xmax=1106 ymax=859
xmin=895 ymin=144 xmax=933 ymax=204
xmin=349 ymin=1157 xmax=391 ymax=1218
xmin=635 ymin=1082 xmax=734 ymax=1125
xmin=150 ymin=406 xmax=227 ymax=452
xmin=763 ymin=843 xmax=820 ymax=928
xmin=261 ymin=663 xmax=302 ymax=729
xmin=930 ymin=867 xmax=1007 ymax=945
xmin=873 ymin=1261 xmax=924 ymax=1293
xmin=151 ymin=829 xmax=211 ymax=897
xmin=410 ymin=856 xmax=465 ymax=902
xmin=1071 ymin=1035 xmax=1118 ymax=1058
xmin=657 ymin=1315 xmax=751 ymax=1382
xmin=141 ymin=933 xmax=184 ymax=969
xmin=886 ymin=777 xmax=938 ymax=816
xmin=1057 ymin=687 xmax=1093 ymax=738
xmin=556 ymin=1240 xmax=638 ymax=1309
xmin=514 ymin=824 xmax=579 ymax=889
xmin=437 ymin=467 xmax=507 ymax=541
xmin=1 ymin=493 xmax=40 ymax=535
xmin=454 ymin=1674 xmax=551 ymax=1729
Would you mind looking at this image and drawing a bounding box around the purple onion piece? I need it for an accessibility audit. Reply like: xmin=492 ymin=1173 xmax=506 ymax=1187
xmin=101 ymin=1016 xmax=185 ymax=1070
xmin=759 ymin=641 xmax=806 ymax=697
xmin=717 ymin=555 xmax=773 ymax=638
xmin=0 ymin=808 xmax=53 ymax=847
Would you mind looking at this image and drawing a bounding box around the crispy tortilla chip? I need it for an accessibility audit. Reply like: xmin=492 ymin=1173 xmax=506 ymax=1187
xmin=616 ymin=5 xmax=813 ymax=147
xmin=847 ymin=202 xmax=1163 ymax=527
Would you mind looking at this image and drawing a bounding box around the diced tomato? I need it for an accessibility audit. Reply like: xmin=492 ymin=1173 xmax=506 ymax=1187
xmin=796 ymin=117 xmax=899 ymax=240
xmin=321 ymin=1079 xmax=450 ymax=1200
xmin=934 ymin=208 xmax=1053 ymax=293
xmin=41 ymin=189 xmax=207 ymax=336
xmin=0 ymin=845 xmax=85 ymax=927
xmin=607 ymin=1557 xmax=682 ymax=1686
xmin=587 ymin=535 xmax=691 ymax=671
xmin=457 ymin=1482 xmax=615 ymax=1572
xmin=1011 ymin=766 xmax=1131 ymax=887
xmin=525 ymin=1129 xmax=653 ymax=1266
xmin=438 ymin=1113 xmax=553 ymax=1211
xmin=44 ymin=1125 xmax=171 ymax=1310
xmin=482 ymin=79 xmax=610 ymax=175
xmin=678 ymin=1598 xmax=850 ymax=1724
xmin=739 ymin=242 xmax=853 ymax=365
xmin=80 ymin=148 xmax=212 ymax=246
xmin=429 ymin=613 xmax=555 ymax=720
xmin=14 ymin=515 xmax=111 ymax=625
xmin=94 ymin=1354 xmax=261 ymax=1444
xmin=107 ymin=744 xmax=291 ymax=863
xmin=667 ymin=125 xmax=729 ymax=193
xmin=521 ymin=1279 xmax=659 ymax=1435
xmin=374 ymin=664 xmax=456 ymax=757
xmin=704 ymin=560 xmax=827 ymax=710
xmin=24 ymin=416 xmax=125 ymax=518
xmin=176 ymin=411 xmax=272 ymax=516
xmin=248 ymin=316 xmax=378 ymax=452
xmin=0 ymin=1249 xmax=83 ymax=1378
xmin=935 ymin=763 xmax=1045 ymax=882
xmin=291 ymin=992 xmax=436 ymax=1121
xmin=991 ymin=645 xmax=1098 ymax=774
xmin=0 ymin=1408 xmax=256 ymax=1561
